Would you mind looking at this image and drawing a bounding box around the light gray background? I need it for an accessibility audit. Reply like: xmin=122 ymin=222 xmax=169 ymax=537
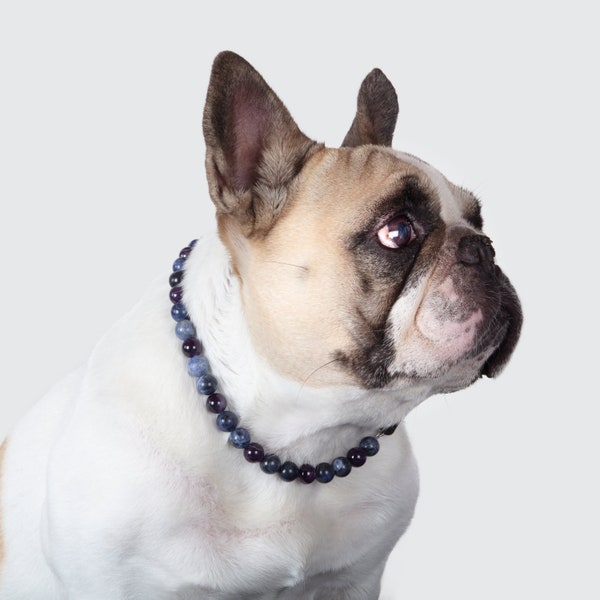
xmin=0 ymin=1 xmax=597 ymax=598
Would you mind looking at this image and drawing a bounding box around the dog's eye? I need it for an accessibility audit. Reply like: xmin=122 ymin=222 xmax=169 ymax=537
xmin=377 ymin=216 xmax=416 ymax=249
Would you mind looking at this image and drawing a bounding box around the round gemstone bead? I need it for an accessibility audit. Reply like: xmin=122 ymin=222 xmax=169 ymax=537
xmin=182 ymin=337 xmax=202 ymax=357
xmin=187 ymin=355 xmax=209 ymax=377
xmin=189 ymin=239 xmax=198 ymax=247
xmin=169 ymin=286 xmax=184 ymax=304
xmin=229 ymin=428 xmax=251 ymax=449
xmin=172 ymin=257 xmax=186 ymax=272
xmin=279 ymin=461 xmax=299 ymax=482
xmin=175 ymin=319 xmax=196 ymax=341
xmin=244 ymin=443 xmax=265 ymax=463
xmin=171 ymin=302 xmax=188 ymax=322
xmin=332 ymin=457 xmax=352 ymax=478
xmin=315 ymin=462 xmax=335 ymax=484
xmin=169 ymin=270 xmax=184 ymax=287
xmin=260 ymin=454 xmax=281 ymax=474
xmin=347 ymin=447 xmax=367 ymax=467
xmin=359 ymin=436 xmax=380 ymax=457
xmin=382 ymin=423 xmax=399 ymax=436
xmin=216 ymin=411 xmax=238 ymax=432
xmin=206 ymin=393 xmax=227 ymax=413
xmin=299 ymin=464 xmax=317 ymax=484
xmin=196 ymin=374 xmax=217 ymax=395
xmin=179 ymin=246 xmax=192 ymax=258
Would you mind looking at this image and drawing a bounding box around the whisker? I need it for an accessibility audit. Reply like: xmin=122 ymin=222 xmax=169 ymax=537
xmin=266 ymin=260 xmax=309 ymax=273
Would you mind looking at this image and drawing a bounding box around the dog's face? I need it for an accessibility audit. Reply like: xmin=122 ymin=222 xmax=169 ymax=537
xmin=202 ymin=52 xmax=522 ymax=400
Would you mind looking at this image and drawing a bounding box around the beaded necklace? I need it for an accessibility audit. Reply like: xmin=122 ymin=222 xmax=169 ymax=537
xmin=168 ymin=240 xmax=397 ymax=484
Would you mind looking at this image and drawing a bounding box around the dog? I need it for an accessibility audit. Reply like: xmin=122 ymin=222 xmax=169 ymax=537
xmin=0 ymin=51 xmax=522 ymax=599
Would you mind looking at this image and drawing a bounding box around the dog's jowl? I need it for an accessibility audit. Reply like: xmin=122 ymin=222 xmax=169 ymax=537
xmin=0 ymin=52 xmax=522 ymax=599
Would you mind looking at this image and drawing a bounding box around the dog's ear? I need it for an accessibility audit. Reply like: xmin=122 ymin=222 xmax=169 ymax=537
xmin=342 ymin=68 xmax=398 ymax=148
xmin=203 ymin=51 xmax=318 ymax=235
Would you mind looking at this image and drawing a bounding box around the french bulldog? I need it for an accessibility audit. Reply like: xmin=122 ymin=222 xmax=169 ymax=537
xmin=0 ymin=51 xmax=522 ymax=599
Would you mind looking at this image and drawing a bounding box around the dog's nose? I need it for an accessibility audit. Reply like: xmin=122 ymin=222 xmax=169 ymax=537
xmin=457 ymin=234 xmax=495 ymax=267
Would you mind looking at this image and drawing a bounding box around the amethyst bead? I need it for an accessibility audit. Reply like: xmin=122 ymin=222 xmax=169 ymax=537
xmin=206 ymin=393 xmax=227 ymax=413
xmin=315 ymin=462 xmax=335 ymax=484
xmin=196 ymin=374 xmax=217 ymax=395
xmin=260 ymin=454 xmax=281 ymax=474
xmin=299 ymin=464 xmax=317 ymax=484
xmin=179 ymin=246 xmax=192 ymax=258
xmin=244 ymin=443 xmax=265 ymax=463
xmin=182 ymin=337 xmax=202 ymax=357
xmin=169 ymin=286 xmax=184 ymax=304
xmin=347 ymin=447 xmax=367 ymax=467
xmin=279 ymin=461 xmax=299 ymax=482
xmin=216 ymin=411 xmax=238 ymax=432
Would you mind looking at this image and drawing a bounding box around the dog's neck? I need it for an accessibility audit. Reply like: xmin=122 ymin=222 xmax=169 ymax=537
xmin=181 ymin=232 xmax=424 ymax=462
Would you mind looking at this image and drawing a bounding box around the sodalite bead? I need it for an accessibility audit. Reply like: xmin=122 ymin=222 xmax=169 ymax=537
xmin=175 ymin=320 xmax=196 ymax=341
xmin=359 ymin=436 xmax=380 ymax=457
xmin=172 ymin=257 xmax=186 ymax=272
xmin=197 ymin=374 xmax=217 ymax=395
xmin=332 ymin=457 xmax=352 ymax=478
xmin=279 ymin=461 xmax=299 ymax=482
xmin=171 ymin=302 xmax=188 ymax=322
xmin=169 ymin=270 xmax=184 ymax=288
xmin=260 ymin=454 xmax=281 ymax=474
xmin=229 ymin=428 xmax=251 ymax=448
xmin=315 ymin=462 xmax=335 ymax=484
xmin=216 ymin=411 xmax=238 ymax=432
xmin=187 ymin=355 xmax=209 ymax=377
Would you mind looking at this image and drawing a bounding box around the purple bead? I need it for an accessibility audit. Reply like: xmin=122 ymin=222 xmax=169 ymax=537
xmin=229 ymin=428 xmax=251 ymax=449
xmin=359 ymin=436 xmax=380 ymax=457
xmin=216 ymin=411 xmax=238 ymax=432
xmin=347 ymin=447 xmax=367 ymax=467
xmin=299 ymin=464 xmax=317 ymax=484
xmin=170 ymin=286 xmax=184 ymax=304
xmin=279 ymin=461 xmax=299 ymax=482
xmin=171 ymin=302 xmax=188 ymax=322
xmin=315 ymin=462 xmax=335 ymax=484
xmin=244 ymin=443 xmax=265 ymax=463
xmin=196 ymin=373 xmax=217 ymax=395
xmin=179 ymin=246 xmax=192 ymax=258
xmin=382 ymin=423 xmax=398 ymax=436
xmin=206 ymin=393 xmax=227 ymax=413
xmin=182 ymin=337 xmax=202 ymax=357
xmin=260 ymin=454 xmax=281 ymax=474
xmin=332 ymin=457 xmax=352 ymax=478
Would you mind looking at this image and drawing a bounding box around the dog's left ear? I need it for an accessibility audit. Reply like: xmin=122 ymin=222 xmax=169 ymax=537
xmin=342 ymin=68 xmax=398 ymax=148
xmin=203 ymin=51 xmax=318 ymax=235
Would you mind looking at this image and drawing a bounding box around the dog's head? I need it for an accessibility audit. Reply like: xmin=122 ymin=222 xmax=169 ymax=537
xmin=202 ymin=51 xmax=522 ymax=401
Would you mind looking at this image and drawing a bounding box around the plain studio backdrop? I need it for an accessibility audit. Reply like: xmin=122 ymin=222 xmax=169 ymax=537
xmin=0 ymin=2 xmax=597 ymax=598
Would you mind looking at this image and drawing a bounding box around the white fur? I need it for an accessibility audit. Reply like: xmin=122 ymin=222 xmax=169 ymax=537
xmin=1 ymin=231 xmax=420 ymax=599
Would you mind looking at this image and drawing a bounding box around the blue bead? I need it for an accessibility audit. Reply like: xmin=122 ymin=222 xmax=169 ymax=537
xmin=175 ymin=319 xmax=196 ymax=341
xmin=315 ymin=462 xmax=335 ymax=483
xmin=216 ymin=411 xmax=238 ymax=432
xmin=332 ymin=457 xmax=352 ymax=478
xmin=229 ymin=428 xmax=251 ymax=448
xmin=260 ymin=454 xmax=281 ymax=474
xmin=359 ymin=436 xmax=380 ymax=457
xmin=187 ymin=355 xmax=209 ymax=377
xmin=171 ymin=302 xmax=188 ymax=322
xmin=279 ymin=461 xmax=299 ymax=482
xmin=172 ymin=257 xmax=186 ymax=272
xmin=196 ymin=374 xmax=217 ymax=395
xmin=189 ymin=239 xmax=198 ymax=247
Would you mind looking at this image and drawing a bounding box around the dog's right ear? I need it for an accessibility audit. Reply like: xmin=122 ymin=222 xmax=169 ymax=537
xmin=341 ymin=68 xmax=398 ymax=148
xmin=203 ymin=51 xmax=318 ymax=236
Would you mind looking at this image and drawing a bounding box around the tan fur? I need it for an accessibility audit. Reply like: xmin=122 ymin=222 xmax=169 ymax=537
xmin=222 ymin=145 xmax=428 ymax=386
xmin=0 ymin=438 xmax=7 ymax=568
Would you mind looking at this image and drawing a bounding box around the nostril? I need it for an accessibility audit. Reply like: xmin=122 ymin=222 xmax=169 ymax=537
xmin=457 ymin=235 xmax=495 ymax=266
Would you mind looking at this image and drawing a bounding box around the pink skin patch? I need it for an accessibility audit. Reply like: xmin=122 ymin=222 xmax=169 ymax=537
xmin=415 ymin=276 xmax=484 ymax=360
